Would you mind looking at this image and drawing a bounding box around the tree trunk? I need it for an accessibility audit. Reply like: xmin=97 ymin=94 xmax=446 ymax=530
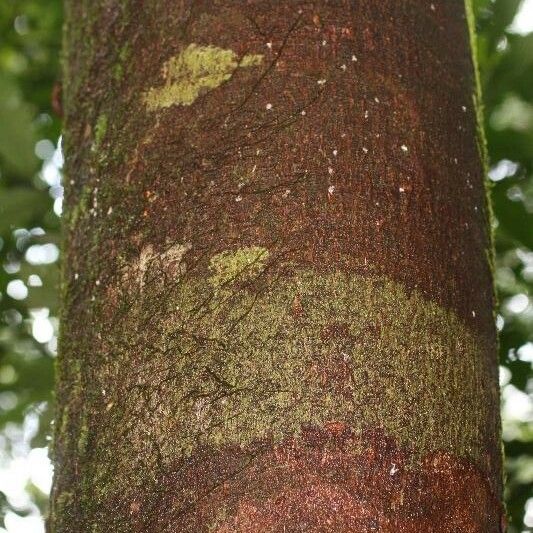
xmin=50 ymin=1 xmax=504 ymax=531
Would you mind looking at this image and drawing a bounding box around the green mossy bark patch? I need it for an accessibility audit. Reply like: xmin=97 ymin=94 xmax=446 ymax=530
xmin=465 ymin=0 xmax=497 ymax=284
xmin=143 ymin=44 xmax=263 ymax=110
xmin=94 ymin=267 xmax=495 ymax=474
xmin=166 ymin=271 xmax=493 ymax=459
xmin=92 ymin=114 xmax=108 ymax=152
xmin=65 ymin=185 xmax=92 ymax=229
xmin=209 ymin=247 xmax=269 ymax=288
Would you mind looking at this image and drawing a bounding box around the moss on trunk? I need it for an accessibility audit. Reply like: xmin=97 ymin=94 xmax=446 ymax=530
xmin=51 ymin=1 xmax=503 ymax=531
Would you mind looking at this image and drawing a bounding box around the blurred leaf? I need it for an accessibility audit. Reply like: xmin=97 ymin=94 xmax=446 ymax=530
xmin=0 ymin=187 xmax=51 ymax=237
xmin=0 ymin=77 xmax=39 ymax=177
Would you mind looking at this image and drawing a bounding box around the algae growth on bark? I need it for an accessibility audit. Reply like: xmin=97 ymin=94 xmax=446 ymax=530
xmin=51 ymin=1 xmax=504 ymax=531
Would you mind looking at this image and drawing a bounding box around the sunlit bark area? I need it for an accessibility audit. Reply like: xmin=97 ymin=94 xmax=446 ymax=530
xmin=50 ymin=1 xmax=503 ymax=531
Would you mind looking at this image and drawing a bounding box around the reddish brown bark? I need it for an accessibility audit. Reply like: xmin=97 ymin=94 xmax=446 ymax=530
xmin=134 ymin=427 xmax=499 ymax=533
xmin=51 ymin=1 xmax=503 ymax=531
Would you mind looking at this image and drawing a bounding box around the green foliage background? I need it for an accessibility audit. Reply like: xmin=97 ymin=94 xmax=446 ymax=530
xmin=0 ymin=0 xmax=531 ymax=530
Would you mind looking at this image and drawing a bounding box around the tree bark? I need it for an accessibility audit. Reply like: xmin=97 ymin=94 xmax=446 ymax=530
xmin=51 ymin=1 xmax=504 ymax=531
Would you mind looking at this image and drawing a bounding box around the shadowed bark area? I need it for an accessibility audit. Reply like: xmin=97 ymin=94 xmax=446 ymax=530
xmin=50 ymin=1 xmax=504 ymax=531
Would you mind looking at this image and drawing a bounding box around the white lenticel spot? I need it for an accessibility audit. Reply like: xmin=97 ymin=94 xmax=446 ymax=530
xmin=266 ymin=103 xmax=273 ymax=110
xmin=401 ymin=145 xmax=408 ymax=152
xmin=328 ymin=185 xmax=335 ymax=195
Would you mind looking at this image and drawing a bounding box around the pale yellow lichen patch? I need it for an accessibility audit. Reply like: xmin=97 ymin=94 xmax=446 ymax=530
xmin=134 ymin=244 xmax=154 ymax=291
xmin=209 ymin=246 xmax=269 ymax=288
xmin=160 ymin=242 xmax=193 ymax=270
xmin=133 ymin=242 xmax=192 ymax=290
xmin=143 ymin=44 xmax=263 ymax=110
